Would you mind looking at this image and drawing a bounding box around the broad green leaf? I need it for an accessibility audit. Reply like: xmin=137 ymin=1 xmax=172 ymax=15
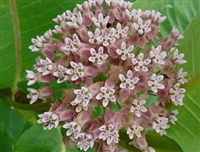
xmin=14 ymin=124 xmax=62 ymax=152
xmin=180 ymin=10 xmax=200 ymax=79
xmin=0 ymin=98 xmax=32 ymax=152
xmin=0 ymin=0 xmax=84 ymax=90
xmin=166 ymin=11 xmax=200 ymax=152
xmin=133 ymin=0 xmax=200 ymax=36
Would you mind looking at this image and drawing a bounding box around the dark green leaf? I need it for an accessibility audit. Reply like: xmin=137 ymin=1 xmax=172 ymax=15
xmin=14 ymin=124 xmax=62 ymax=152
xmin=0 ymin=0 xmax=85 ymax=90
xmin=0 ymin=98 xmax=32 ymax=152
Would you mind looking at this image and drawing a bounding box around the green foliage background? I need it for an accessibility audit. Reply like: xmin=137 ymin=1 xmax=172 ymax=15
xmin=0 ymin=0 xmax=200 ymax=152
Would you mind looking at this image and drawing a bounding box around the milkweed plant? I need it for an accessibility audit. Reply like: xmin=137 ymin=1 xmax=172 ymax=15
xmin=26 ymin=0 xmax=187 ymax=151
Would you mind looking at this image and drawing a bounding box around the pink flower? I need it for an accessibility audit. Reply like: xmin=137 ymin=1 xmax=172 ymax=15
xmin=127 ymin=125 xmax=143 ymax=139
xmin=37 ymin=112 xmax=59 ymax=130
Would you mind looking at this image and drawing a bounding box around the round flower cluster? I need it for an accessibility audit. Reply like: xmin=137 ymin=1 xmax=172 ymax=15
xmin=26 ymin=0 xmax=187 ymax=151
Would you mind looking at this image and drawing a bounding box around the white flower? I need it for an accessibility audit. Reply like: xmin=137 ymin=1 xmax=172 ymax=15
xmin=27 ymin=88 xmax=39 ymax=104
xmin=68 ymin=61 xmax=84 ymax=81
xmin=71 ymin=87 xmax=92 ymax=113
xmin=126 ymin=9 xmax=142 ymax=20
xmin=127 ymin=125 xmax=143 ymax=139
xmin=37 ymin=112 xmax=59 ymax=130
xmin=116 ymin=42 xmax=135 ymax=60
xmin=148 ymin=74 xmax=165 ymax=93
xmin=99 ymin=124 xmax=119 ymax=145
xmin=41 ymin=30 xmax=53 ymax=41
xmin=53 ymin=12 xmax=67 ymax=24
xmin=26 ymin=70 xmax=37 ymax=85
xmin=130 ymin=99 xmax=147 ymax=117
xmin=149 ymin=45 xmax=166 ymax=65
xmin=176 ymin=68 xmax=188 ymax=84
xmin=115 ymin=23 xmax=129 ymax=39
xmin=96 ymin=87 xmax=116 ymax=107
xmin=119 ymin=70 xmax=139 ymax=90
xmin=36 ymin=57 xmax=54 ymax=75
xmin=132 ymin=53 xmax=151 ymax=72
xmin=97 ymin=28 xmax=116 ymax=46
xmin=91 ymin=13 xmax=109 ymax=28
xmin=172 ymin=49 xmax=186 ymax=64
xmin=63 ymin=121 xmax=81 ymax=138
xmin=53 ymin=65 xmax=70 ymax=83
xmin=77 ymin=133 xmax=94 ymax=151
xmin=29 ymin=36 xmax=43 ymax=52
xmin=66 ymin=7 xmax=79 ymax=20
xmin=88 ymin=28 xmax=101 ymax=44
xmin=61 ymin=34 xmax=81 ymax=53
xmin=152 ymin=117 xmax=169 ymax=135
xmin=168 ymin=110 xmax=179 ymax=125
xmin=133 ymin=18 xmax=151 ymax=36
xmin=169 ymin=83 xmax=185 ymax=106
xmin=89 ymin=47 xmax=108 ymax=65
xmin=66 ymin=11 xmax=83 ymax=28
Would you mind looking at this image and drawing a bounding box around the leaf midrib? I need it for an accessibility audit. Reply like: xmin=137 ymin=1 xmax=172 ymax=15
xmin=10 ymin=0 xmax=21 ymax=92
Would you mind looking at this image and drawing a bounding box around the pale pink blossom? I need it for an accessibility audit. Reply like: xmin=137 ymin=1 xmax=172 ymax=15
xmin=127 ymin=125 xmax=143 ymax=139
xmin=116 ymin=42 xmax=135 ymax=60
xmin=37 ymin=112 xmax=59 ymax=130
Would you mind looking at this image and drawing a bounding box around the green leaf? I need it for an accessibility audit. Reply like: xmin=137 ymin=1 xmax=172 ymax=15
xmin=133 ymin=0 xmax=200 ymax=35
xmin=180 ymin=10 xmax=200 ymax=79
xmin=14 ymin=124 xmax=62 ymax=152
xmin=0 ymin=98 xmax=32 ymax=152
xmin=166 ymin=11 xmax=200 ymax=152
xmin=0 ymin=0 xmax=84 ymax=90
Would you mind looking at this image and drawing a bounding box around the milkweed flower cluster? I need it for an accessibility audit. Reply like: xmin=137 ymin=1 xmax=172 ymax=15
xmin=26 ymin=0 xmax=187 ymax=151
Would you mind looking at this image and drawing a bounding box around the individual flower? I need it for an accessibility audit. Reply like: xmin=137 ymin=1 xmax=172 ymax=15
xmin=37 ymin=112 xmax=59 ymax=130
xmin=130 ymin=99 xmax=147 ymax=117
xmin=29 ymin=36 xmax=43 ymax=52
xmin=115 ymin=23 xmax=129 ymax=39
xmin=99 ymin=124 xmax=119 ymax=145
xmin=77 ymin=133 xmax=95 ymax=151
xmin=96 ymin=86 xmax=116 ymax=107
xmin=172 ymin=49 xmax=186 ymax=64
xmin=61 ymin=34 xmax=81 ymax=53
xmin=168 ymin=110 xmax=179 ymax=125
xmin=26 ymin=70 xmax=37 ymax=85
xmin=27 ymin=88 xmax=39 ymax=104
xmin=169 ymin=83 xmax=185 ymax=106
xmin=127 ymin=125 xmax=143 ymax=139
xmin=89 ymin=47 xmax=108 ymax=65
xmin=152 ymin=117 xmax=169 ymax=135
xmin=68 ymin=61 xmax=84 ymax=81
xmin=149 ymin=45 xmax=166 ymax=65
xmin=71 ymin=87 xmax=92 ymax=112
xmin=175 ymin=68 xmax=188 ymax=84
xmin=88 ymin=28 xmax=101 ymax=44
xmin=148 ymin=74 xmax=165 ymax=93
xmin=97 ymin=28 xmax=116 ymax=46
xmin=63 ymin=121 xmax=82 ymax=138
xmin=27 ymin=86 xmax=52 ymax=104
xmin=116 ymin=42 xmax=135 ymax=60
xmin=119 ymin=70 xmax=139 ymax=90
xmin=53 ymin=65 xmax=70 ymax=83
xmin=132 ymin=53 xmax=151 ymax=72
xmin=34 ymin=57 xmax=54 ymax=75
xmin=133 ymin=18 xmax=151 ymax=36
xmin=91 ymin=13 xmax=109 ymax=28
